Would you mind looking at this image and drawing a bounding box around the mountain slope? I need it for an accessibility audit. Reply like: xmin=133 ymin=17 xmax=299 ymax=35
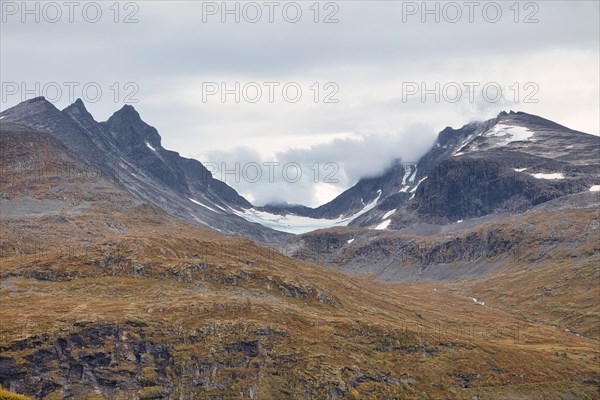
xmin=0 ymin=98 xmax=285 ymax=242
xmin=404 ymin=111 xmax=599 ymax=225
xmin=1 ymin=123 xmax=598 ymax=399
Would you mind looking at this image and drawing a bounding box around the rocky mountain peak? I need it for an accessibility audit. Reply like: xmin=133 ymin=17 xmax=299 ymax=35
xmin=62 ymin=98 xmax=96 ymax=122
xmin=0 ymin=96 xmax=60 ymax=120
xmin=104 ymin=104 xmax=162 ymax=150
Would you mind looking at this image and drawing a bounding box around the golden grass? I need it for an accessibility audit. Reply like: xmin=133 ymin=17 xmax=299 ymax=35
xmin=0 ymin=387 xmax=32 ymax=400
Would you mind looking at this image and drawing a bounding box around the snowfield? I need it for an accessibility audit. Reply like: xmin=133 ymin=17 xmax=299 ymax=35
xmin=233 ymin=191 xmax=382 ymax=234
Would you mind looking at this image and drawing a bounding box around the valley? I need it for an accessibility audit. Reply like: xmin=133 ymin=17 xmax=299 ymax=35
xmin=0 ymin=100 xmax=598 ymax=399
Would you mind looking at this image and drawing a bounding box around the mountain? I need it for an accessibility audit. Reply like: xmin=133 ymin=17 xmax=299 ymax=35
xmin=242 ymin=111 xmax=599 ymax=234
xmin=276 ymin=113 xmax=599 ymax=343
xmin=5 ymin=99 xmax=596 ymax=239
xmin=0 ymin=97 xmax=286 ymax=242
xmin=1 ymin=120 xmax=599 ymax=399
xmin=405 ymin=111 xmax=598 ymax=224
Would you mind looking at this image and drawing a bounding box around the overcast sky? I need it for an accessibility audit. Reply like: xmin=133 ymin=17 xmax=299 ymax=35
xmin=1 ymin=0 xmax=598 ymax=206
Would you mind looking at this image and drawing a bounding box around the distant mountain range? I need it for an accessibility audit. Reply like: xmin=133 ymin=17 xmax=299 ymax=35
xmin=1 ymin=98 xmax=598 ymax=238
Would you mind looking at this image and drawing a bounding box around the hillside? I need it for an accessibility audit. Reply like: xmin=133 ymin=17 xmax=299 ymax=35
xmin=1 ymin=119 xmax=599 ymax=399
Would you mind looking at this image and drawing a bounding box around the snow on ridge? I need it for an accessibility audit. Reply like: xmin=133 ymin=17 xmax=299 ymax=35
xmin=233 ymin=190 xmax=382 ymax=234
xmin=531 ymin=172 xmax=565 ymax=180
xmin=382 ymin=209 xmax=396 ymax=220
xmin=590 ymin=185 xmax=600 ymax=192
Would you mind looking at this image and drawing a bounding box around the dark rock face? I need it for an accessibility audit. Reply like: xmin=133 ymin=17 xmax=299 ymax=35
xmin=102 ymin=105 xmax=190 ymax=195
xmin=411 ymin=156 xmax=589 ymax=221
xmin=0 ymin=322 xmax=290 ymax=399
xmin=0 ymin=323 xmax=175 ymax=399
xmin=405 ymin=110 xmax=599 ymax=223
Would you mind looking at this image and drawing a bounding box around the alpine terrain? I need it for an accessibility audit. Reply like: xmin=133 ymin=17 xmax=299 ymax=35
xmin=0 ymin=99 xmax=598 ymax=399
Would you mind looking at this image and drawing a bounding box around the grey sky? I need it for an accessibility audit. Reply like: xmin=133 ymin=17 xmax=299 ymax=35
xmin=1 ymin=0 xmax=598 ymax=206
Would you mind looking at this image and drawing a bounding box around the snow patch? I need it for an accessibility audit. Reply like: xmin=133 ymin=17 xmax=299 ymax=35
xmin=454 ymin=133 xmax=476 ymax=155
xmin=189 ymin=198 xmax=220 ymax=213
xmin=145 ymin=142 xmax=157 ymax=152
xmin=453 ymin=124 xmax=535 ymax=156
xmin=410 ymin=177 xmax=427 ymax=193
xmin=374 ymin=219 xmax=391 ymax=230
xmin=485 ymin=124 xmax=534 ymax=145
xmin=382 ymin=209 xmax=396 ymax=220
xmin=399 ymin=165 xmax=417 ymax=192
xmin=470 ymin=297 xmax=485 ymax=306
xmin=0 ymin=116 xmax=5 ymax=120
xmin=347 ymin=238 xmax=354 ymax=244
xmin=400 ymin=167 xmax=412 ymax=185
xmin=409 ymin=166 xmax=417 ymax=183
xmin=589 ymin=185 xmax=600 ymax=192
xmin=456 ymin=219 xmax=463 ymax=224
xmin=531 ymin=172 xmax=565 ymax=180
xmin=513 ymin=168 xmax=527 ymax=172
